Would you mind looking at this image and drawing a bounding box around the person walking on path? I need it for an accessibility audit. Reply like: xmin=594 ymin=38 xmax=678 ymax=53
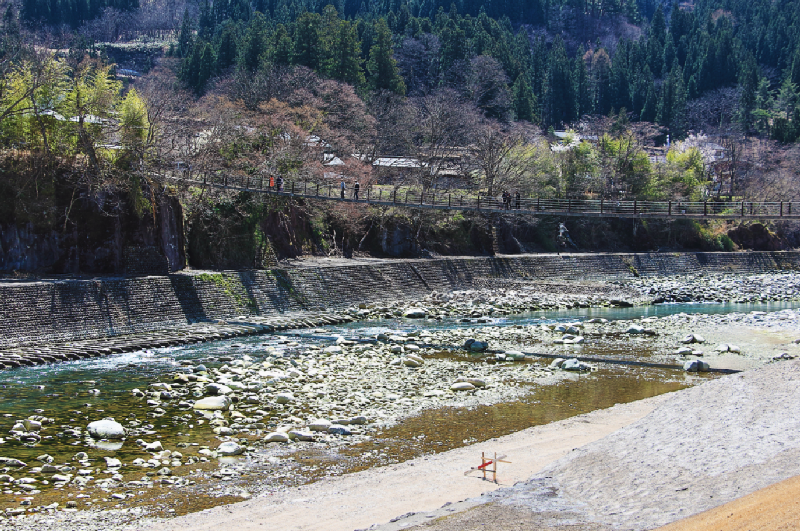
xmin=276 ymin=176 xmax=283 ymax=192
xmin=353 ymin=181 xmax=360 ymax=200
xmin=515 ymin=191 xmax=521 ymax=210
xmin=557 ymin=222 xmax=577 ymax=254
xmin=340 ymin=180 xmax=346 ymax=199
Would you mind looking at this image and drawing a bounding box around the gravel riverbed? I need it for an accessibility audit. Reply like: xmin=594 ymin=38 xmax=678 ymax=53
xmin=0 ymin=272 xmax=798 ymax=530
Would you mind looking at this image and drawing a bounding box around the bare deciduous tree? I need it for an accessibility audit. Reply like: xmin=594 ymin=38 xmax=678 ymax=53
xmin=410 ymin=88 xmax=480 ymax=192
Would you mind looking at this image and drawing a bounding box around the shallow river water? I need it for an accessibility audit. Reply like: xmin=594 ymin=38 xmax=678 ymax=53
xmin=0 ymin=301 xmax=795 ymax=514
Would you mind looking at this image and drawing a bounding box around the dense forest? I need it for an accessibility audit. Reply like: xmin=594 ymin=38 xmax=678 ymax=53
xmin=1 ymin=0 xmax=800 ymax=271
xmin=14 ymin=0 xmax=800 ymax=139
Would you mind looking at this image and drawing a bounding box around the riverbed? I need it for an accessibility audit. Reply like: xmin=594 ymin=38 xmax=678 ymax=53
xmin=0 ymin=275 xmax=798 ymax=525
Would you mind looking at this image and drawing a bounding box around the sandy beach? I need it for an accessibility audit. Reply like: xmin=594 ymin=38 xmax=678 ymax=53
xmin=136 ymin=394 xmax=670 ymax=531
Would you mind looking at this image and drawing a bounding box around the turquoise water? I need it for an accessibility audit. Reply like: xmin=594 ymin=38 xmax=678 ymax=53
xmin=0 ymin=300 xmax=794 ymax=503
xmin=321 ymin=300 xmax=800 ymax=339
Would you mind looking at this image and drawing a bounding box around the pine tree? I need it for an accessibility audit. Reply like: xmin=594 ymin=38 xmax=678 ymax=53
xmin=512 ymin=75 xmax=537 ymax=122
xmin=215 ymin=22 xmax=239 ymax=71
xmin=575 ymin=49 xmax=592 ymax=117
xmin=737 ymin=54 xmax=759 ymax=130
xmin=439 ymin=19 xmax=468 ymax=72
xmin=273 ymin=24 xmax=293 ymax=65
xmin=318 ymin=4 xmax=340 ymax=76
xmin=197 ymin=42 xmax=216 ymax=94
xmin=646 ymin=5 xmax=666 ymax=76
xmin=198 ymin=0 xmax=214 ymax=40
xmin=751 ymin=77 xmax=772 ymax=136
xmin=240 ymin=12 xmax=267 ymax=72
xmin=177 ymin=9 xmax=194 ymax=58
xmin=545 ymin=37 xmax=577 ymax=127
xmin=657 ymin=60 xmax=687 ymax=138
xmin=293 ymin=11 xmax=321 ymax=69
xmin=367 ymin=18 xmax=406 ymax=95
xmin=789 ymin=47 xmax=800 ymax=87
xmin=641 ymin=84 xmax=657 ymax=122
xmin=330 ymin=20 xmax=365 ymax=86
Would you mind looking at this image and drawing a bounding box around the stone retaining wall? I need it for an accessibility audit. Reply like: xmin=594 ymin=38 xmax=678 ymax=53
xmin=1 ymin=251 xmax=798 ymax=348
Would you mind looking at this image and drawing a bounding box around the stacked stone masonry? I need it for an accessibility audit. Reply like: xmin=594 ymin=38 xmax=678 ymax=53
xmin=1 ymin=251 xmax=799 ymax=349
xmin=124 ymin=246 xmax=172 ymax=276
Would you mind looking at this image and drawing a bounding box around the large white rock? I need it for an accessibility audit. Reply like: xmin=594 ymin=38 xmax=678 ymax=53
xmin=456 ymin=377 xmax=487 ymax=388
xmin=328 ymin=424 xmax=351 ymax=435
xmin=264 ymin=432 xmax=290 ymax=443
xmin=561 ymin=358 xmax=590 ymax=371
xmin=308 ymin=419 xmax=332 ymax=432
xmin=104 ymin=456 xmax=122 ymax=468
xmin=406 ymin=353 xmax=424 ymax=364
xmin=275 ymin=392 xmax=295 ymax=404
xmin=323 ymin=346 xmax=343 ymax=354
xmin=216 ymin=442 xmax=244 ymax=456
xmin=144 ymin=441 xmax=163 ymax=452
xmin=87 ymin=419 xmax=126 ymax=440
xmin=193 ymin=396 xmax=232 ymax=410
xmin=205 ymin=383 xmax=233 ymax=395
xmin=683 ymin=359 xmax=710 ymax=372
xmin=22 ymin=420 xmax=42 ymax=432
xmin=681 ymin=333 xmax=706 ymax=344
xmin=288 ymin=430 xmax=315 ymax=441
xmin=403 ymin=308 xmax=428 ymax=319
xmin=450 ymin=382 xmax=476 ymax=391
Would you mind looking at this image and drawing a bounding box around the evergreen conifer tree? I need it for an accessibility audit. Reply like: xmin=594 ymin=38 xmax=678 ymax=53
xmin=177 ymin=10 xmax=194 ymax=58
xmin=294 ymin=11 xmax=321 ymax=69
xmin=657 ymin=60 xmax=687 ymax=137
xmin=273 ymin=24 xmax=293 ymax=65
xmin=512 ymin=75 xmax=537 ymax=122
xmin=367 ymin=18 xmax=406 ymax=95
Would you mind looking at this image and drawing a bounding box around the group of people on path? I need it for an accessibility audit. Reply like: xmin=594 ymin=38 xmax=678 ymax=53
xmin=501 ymin=190 xmax=521 ymax=210
xmin=341 ymin=180 xmax=360 ymax=200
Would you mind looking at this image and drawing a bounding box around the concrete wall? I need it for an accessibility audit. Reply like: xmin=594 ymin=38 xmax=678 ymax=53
xmin=1 ymin=251 xmax=798 ymax=348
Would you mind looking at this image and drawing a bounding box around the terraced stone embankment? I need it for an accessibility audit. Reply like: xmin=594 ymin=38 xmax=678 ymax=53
xmin=0 ymin=251 xmax=798 ymax=369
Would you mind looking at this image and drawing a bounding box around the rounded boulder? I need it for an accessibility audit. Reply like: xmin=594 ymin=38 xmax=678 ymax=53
xmin=87 ymin=419 xmax=126 ymax=440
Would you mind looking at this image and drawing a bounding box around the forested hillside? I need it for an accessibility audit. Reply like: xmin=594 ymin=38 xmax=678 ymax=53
xmin=1 ymin=0 xmax=800 ymax=272
xmin=14 ymin=0 xmax=800 ymax=139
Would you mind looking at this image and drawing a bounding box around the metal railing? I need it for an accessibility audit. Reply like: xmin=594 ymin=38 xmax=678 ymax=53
xmin=163 ymin=172 xmax=800 ymax=221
